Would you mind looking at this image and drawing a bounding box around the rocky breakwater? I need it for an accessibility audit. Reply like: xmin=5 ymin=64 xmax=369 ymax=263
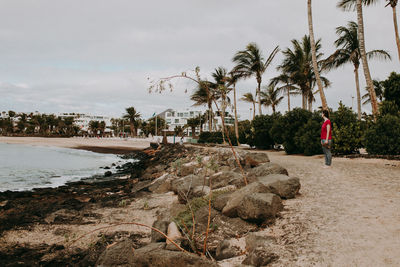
xmin=0 ymin=144 xmax=300 ymax=267
xmin=96 ymin=146 xmax=301 ymax=267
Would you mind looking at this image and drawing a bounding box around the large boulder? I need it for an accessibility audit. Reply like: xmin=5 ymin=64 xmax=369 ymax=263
xmin=178 ymin=162 xmax=198 ymax=177
xmin=170 ymin=174 xmax=205 ymax=203
xmin=132 ymin=244 xmax=219 ymax=267
xmin=210 ymin=171 xmax=244 ymax=189
xmin=215 ymin=239 xmax=241 ymax=260
xmin=222 ymin=182 xmax=270 ymax=217
xmin=237 ymin=193 xmax=283 ymax=222
xmin=245 ymin=233 xmax=276 ymax=252
xmin=148 ymin=174 xmax=176 ymax=193
xmin=257 ymin=174 xmax=300 ymax=199
xmin=151 ymin=219 xmax=169 ymax=243
xmin=242 ymin=246 xmax=279 ymax=267
xmin=212 ymin=192 xmax=233 ymax=212
xmin=243 ymin=152 xmax=270 ymax=167
xmin=96 ymin=239 xmax=136 ymax=267
xmin=248 ymin=162 xmax=288 ymax=179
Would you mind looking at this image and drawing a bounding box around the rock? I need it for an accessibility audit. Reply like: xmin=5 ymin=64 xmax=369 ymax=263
xmin=212 ymin=192 xmax=233 ymax=212
xmin=151 ymin=219 xmax=169 ymax=242
xmin=222 ymin=182 xmax=270 ymax=217
xmin=248 ymin=162 xmax=288 ymax=180
xmin=148 ymin=174 xmax=175 ymax=193
xmin=194 ymin=206 xmax=219 ymax=227
xmin=171 ymin=174 xmax=205 ymax=203
xmin=166 ymin=222 xmax=182 ymax=245
xmin=257 ymin=174 xmax=300 ymax=199
xmin=215 ymin=240 xmax=241 ymax=260
xmin=210 ymin=171 xmax=245 ymax=189
xmin=96 ymin=239 xmax=136 ymax=267
xmin=243 ymin=152 xmax=270 ymax=168
xmin=178 ymin=162 xmax=198 ymax=177
xmin=104 ymin=171 xmax=112 ymax=177
xmin=245 ymin=233 xmax=276 ymax=252
xmin=192 ymin=186 xmax=211 ymax=198
xmin=237 ymin=193 xmax=283 ymax=222
xmin=132 ymin=245 xmax=218 ymax=267
xmin=242 ymin=246 xmax=279 ymax=266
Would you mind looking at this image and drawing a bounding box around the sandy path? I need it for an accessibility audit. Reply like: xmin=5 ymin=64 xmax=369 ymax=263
xmin=266 ymin=151 xmax=400 ymax=266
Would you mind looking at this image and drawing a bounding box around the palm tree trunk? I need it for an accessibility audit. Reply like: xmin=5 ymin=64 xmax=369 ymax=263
xmin=252 ymin=101 xmax=256 ymax=120
xmin=233 ymin=83 xmax=240 ymax=145
xmin=287 ymin=87 xmax=291 ymax=112
xmin=257 ymin=81 xmax=262 ymax=115
xmin=208 ymin=101 xmax=213 ymax=132
xmin=356 ymin=0 xmax=379 ymax=120
xmin=221 ymin=96 xmax=226 ymax=144
xmin=354 ymin=65 xmax=362 ymax=120
xmin=392 ymin=5 xmax=400 ymax=62
xmin=308 ymin=0 xmax=328 ymax=110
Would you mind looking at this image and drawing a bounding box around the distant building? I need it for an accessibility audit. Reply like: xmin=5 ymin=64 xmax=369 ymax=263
xmin=58 ymin=113 xmax=113 ymax=134
xmin=155 ymin=108 xmax=234 ymax=136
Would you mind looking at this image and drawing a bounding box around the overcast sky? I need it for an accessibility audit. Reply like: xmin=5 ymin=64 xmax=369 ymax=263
xmin=0 ymin=0 xmax=398 ymax=119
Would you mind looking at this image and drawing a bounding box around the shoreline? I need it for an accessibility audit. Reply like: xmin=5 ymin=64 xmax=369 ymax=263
xmin=0 ymin=136 xmax=151 ymax=154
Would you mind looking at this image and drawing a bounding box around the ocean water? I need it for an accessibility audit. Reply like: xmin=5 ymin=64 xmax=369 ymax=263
xmin=0 ymin=143 xmax=123 ymax=192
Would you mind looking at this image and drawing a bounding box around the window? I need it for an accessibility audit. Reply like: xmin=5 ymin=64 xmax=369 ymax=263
xmin=166 ymin=119 xmax=171 ymax=123
xmin=175 ymin=119 xmax=179 ymax=123
xmin=166 ymin=112 xmax=171 ymax=117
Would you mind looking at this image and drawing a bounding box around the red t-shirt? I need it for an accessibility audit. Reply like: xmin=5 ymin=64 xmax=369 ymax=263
xmin=321 ymin=119 xmax=332 ymax=140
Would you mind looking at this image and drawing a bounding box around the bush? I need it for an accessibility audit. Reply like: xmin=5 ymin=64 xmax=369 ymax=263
xmin=331 ymin=103 xmax=364 ymax=155
xmin=270 ymin=108 xmax=312 ymax=154
xmin=294 ymin=112 xmax=323 ymax=156
xmin=364 ymin=114 xmax=400 ymax=155
xmin=251 ymin=114 xmax=280 ymax=149
xmin=379 ymin=100 xmax=400 ymax=117
xmin=382 ymin=72 xmax=400 ymax=110
xmin=198 ymin=130 xmax=238 ymax=146
xmin=238 ymin=120 xmax=253 ymax=146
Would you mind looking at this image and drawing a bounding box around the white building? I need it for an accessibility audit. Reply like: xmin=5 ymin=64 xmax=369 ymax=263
xmin=58 ymin=113 xmax=113 ymax=133
xmin=156 ymin=108 xmax=235 ymax=136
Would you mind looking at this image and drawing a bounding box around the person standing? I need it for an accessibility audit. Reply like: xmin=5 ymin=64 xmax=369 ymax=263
xmin=321 ymin=110 xmax=332 ymax=168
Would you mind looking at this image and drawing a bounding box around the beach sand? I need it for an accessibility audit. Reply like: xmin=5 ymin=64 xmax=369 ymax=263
xmin=0 ymin=136 xmax=151 ymax=154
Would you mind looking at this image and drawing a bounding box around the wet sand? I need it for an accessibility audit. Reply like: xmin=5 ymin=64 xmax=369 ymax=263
xmin=0 ymin=137 xmax=151 ymax=154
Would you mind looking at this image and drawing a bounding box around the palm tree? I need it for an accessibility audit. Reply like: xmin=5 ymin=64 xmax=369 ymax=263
xmin=233 ymin=43 xmax=279 ymax=116
xmin=123 ymin=107 xmax=141 ymax=137
xmin=338 ymin=0 xmax=400 ymax=62
xmin=260 ymin=85 xmax=284 ymax=113
xmin=278 ymin=35 xmax=331 ymax=111
xmin=241 ymin=92 xmax=256 ymax=120
xmin=338 ymin=0 xmax=380 ymax=119
xmin=190 ymin=80 xmax=215 ymax=132
xmin=227 ymin=70 xmax=243 ymax=145
xmin=362 ymin=79 xmax=385 ymax=105
xmin=211 ymin=67 xmax=231 ymax=143
xmin=308 ymin=0 xmax=329 ymax=110
xmin=186 ymin=117 xmax=201 ymax=137
xmin=324 ymin=21 xmax=391 ymax=119
xmin=269 ymin=73 xmax=299 ymax=112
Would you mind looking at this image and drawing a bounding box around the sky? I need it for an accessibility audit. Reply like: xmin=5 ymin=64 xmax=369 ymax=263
xmin=0 ymin=0 xmax=398 ymax=120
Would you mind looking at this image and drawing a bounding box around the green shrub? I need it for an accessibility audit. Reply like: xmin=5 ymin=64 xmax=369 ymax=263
xmin=198 ymin=130 xmax=238 ymax=145
xmin=270 ymin=108 xmax=312 ymax=154
xmin=251 ymin=114 xmax=280 ymax=149
xmin=331 ymin=103 xmax=364 ymax=155
xmin=238 ymin=120 xmax=252 ymax=146
xmin=365 ymin=114 xmax=400 ymax=155
xmin=379 ymin=100 xmax=400 ymax=117
xmin=382 ymin=72 xmax=400 ymax=110
xmin=294 ymin=112 xmax=323 ymax=156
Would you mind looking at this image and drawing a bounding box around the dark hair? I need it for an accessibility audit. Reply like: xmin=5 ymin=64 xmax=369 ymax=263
xmin=322 ymin=110 xmax=330 ymax=119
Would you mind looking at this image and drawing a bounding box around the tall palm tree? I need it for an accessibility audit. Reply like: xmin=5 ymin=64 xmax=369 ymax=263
xmin=278 ymin=35 xmax=330 ymax=111
xmin=338 ymin=0 xmax=381 ymax=119
xmin=241 ymin=92 xmax=256 ymax=120
xmin=123 ymin=107 xmax=141 ymax=137
xmin=227 ymin=70 xmax=243 ymax=145
xmin=190 ymin=80 xmax=215 ymax=132
xmin=260 ymin=85 xmax=284 ymax=113
xmin=338 ymin=0 xmax=400 ymax=62
xmin=308 ymin=0 xmax=329 ymax=110
xmin=233 ymin=43 xmax=279 ymax=116
xmin=211 ymin=67 xmax=231 ymax=143
xmin=324 ymin=21 xmax=390 ymax=119
xmin=269 ymin=73 xmax=299 ymax=112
